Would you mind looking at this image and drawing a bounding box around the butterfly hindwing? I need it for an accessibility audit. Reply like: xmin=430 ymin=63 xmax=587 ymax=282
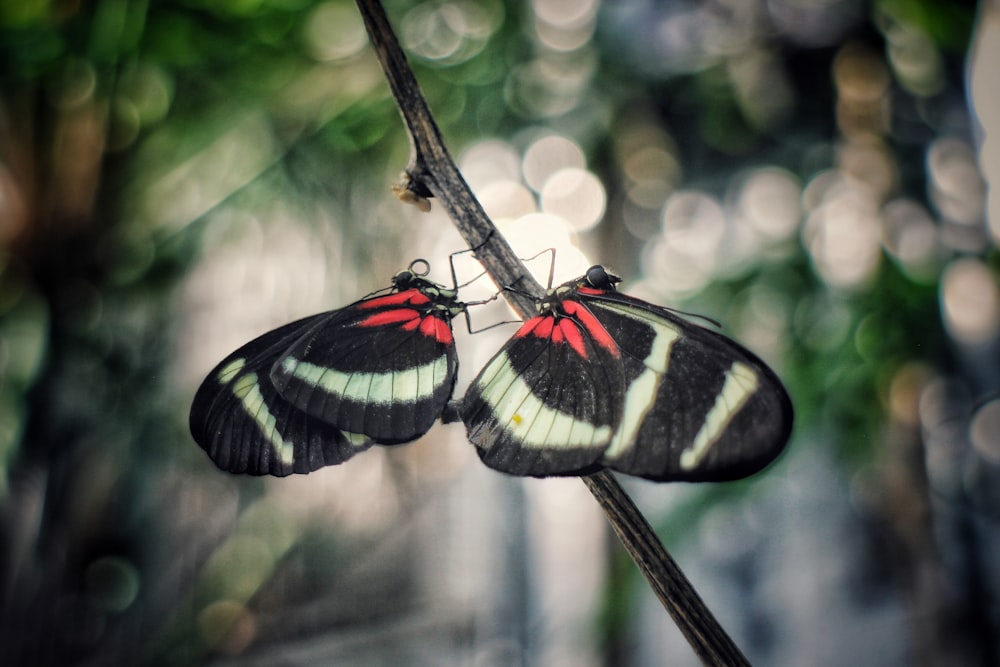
xmin=463 ymin=311 xmax=624 ymax=477
xmin=270 ymin=286 xmax=460 ymax=444
xmin=190 ymin=316 xmax=373 ymax=476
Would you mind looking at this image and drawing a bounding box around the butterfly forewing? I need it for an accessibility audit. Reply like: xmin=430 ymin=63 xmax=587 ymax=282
xmin=583 ymin=294 xmax=793 ymax=481
xmin=190 ymin=317 xmax=374 ymax=476
xmin=270 ymin=287 xmax=460 ymax=444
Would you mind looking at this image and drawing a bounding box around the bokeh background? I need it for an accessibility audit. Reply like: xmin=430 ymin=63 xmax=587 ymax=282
xmin=1 ymin=0 xmax=998 ymax=665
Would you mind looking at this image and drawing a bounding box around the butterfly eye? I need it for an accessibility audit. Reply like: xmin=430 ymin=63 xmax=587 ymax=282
xmin=585 ymin=265 xmax=620 ymax=290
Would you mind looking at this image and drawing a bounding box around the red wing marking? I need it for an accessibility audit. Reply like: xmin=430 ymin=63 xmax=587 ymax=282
xmin=359 ymin=289 xmax=431 ymax=310
xmin=577 ymin=287 xmax=604 ymax=296
xmin=562 ymin=299 xmax=619 ymax=356
xmin=512 ymin=314 xmax=590 ymax=359
xmin=359 ymin=309 xmax=453 ymax=344
xmin=556 ymin=319 xmax=588 ymax=358
xmin=420 ymin=316 xmax=454 ymax=344
xmin=533 ymin=316 xmax=554 ymax=338
xmin=358 ymin=308 xmax=420 ymax=327
xmin=514 ymin=316 xmax=544 ymax=338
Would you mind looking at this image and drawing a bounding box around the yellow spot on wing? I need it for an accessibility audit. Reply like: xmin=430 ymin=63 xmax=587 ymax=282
xmin=476 ymin=352 xmax=611 ymax=449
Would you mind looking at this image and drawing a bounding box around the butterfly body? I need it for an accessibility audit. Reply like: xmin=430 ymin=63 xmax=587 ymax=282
xmin=462 ymin=266 xmax=793 ymax=482
xmin=190 ymin=262 xmax=465 ymax=476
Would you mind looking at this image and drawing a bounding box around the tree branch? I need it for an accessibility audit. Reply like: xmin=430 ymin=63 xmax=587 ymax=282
xmin=355 ymin=1 xmax=751 ymax=664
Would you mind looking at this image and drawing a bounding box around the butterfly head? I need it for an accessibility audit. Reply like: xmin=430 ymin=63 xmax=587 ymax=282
xmin=391 ymin=258 xmax=433 ymax=291
xmin=583 ymin=265 xmax=621 ymax=291
xmin=389 ymin=259 xmax=466 ymax=320
xmin=535 ymin=264 xmax=622 ymax=317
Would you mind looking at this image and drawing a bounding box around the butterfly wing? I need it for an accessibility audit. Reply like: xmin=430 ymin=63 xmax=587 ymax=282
xmin=270 ymin=288 xmax=460 ymax=444
xmin=462 ymin=313 xmax=625 ymax=477
xmin=582 ymin=292 xmax=793 ymax=482
xmin=190 ymin=316 xmax=373 ymax=476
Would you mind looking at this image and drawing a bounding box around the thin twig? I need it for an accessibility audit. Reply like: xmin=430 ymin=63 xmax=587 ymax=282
xmin=354 ymin=1 xmax=751 ymax=664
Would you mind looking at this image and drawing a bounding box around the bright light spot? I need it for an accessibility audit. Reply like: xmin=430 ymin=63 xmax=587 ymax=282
xmin=198 ymin=600 xmax=256 ymax=655
xmin=478 ymin=179 xmax=537 ymax=221
xmin=881 ymin=198 xmax=938 ymax=277
xmin=970 ymin=398 xmax=1000 ymax=463
xmin=840 ymin=141 xmax=897 ymax=200
xmin=889 ymin=363 xmax=930 ymax=427
xmin=304 ymin=2 xmax=368 ymax=62
xmin=207 ymin=535 xmax=276 ymax=600
xmin=793 ymin=294 xmax=852 ymax=352
xmin=768 ymin=0 xmax=858 ymax=47
xmin=660 ymin=190 xmax=726 ymax=264
xmin=460 ymin=139 xmax=522 ymax=191
xmin=532 ymin=0 xmax=598 ymax=51
xmin=737 ymin=167 xmax=802 ymax=240
xmin=739 ymin=284 xmax=790 ymax=363
xmin=500 ymin=213 xmax=590 ymax=285
xmin=532 ymin=0 xmax=598 ymax=28
xmin=833 ymin=42 xmax=890 ymax=103
xmin=918 ymin=376 xmax=970 ymax=433
xmin=622 ymin=145 xmax=680 ymax=209
xmin=117 ymin=62 xmax=173 ymax=126
xmin=802 ymin=168 xmax=843 ymax=211
xmin=728 ymin=48 xmax=795 ymax=131
xmin=927 ymin=137 xmax=986 ymax=227
xmin=540 ymin=167 xmax=605 ymax=231
xmin=524 ymin=476 xmax=605 ymax=654
xmin=522 ymin=134 xmax=586 ymax=192
xmin=969 ymin=4 xmax=1000 ymax=246
xmin=833 ymin=43 xmax=890 ymax=137
xmin=885 ymin=22 xmax=944 ymax=96
xmin=534 ymin=15 xmax=594 ymax=52
xmin=802 ymin=184 xmax=881 ymax=289
xmin=401 ymin=1 xmax=499 ymax=64
xmin=177 ymin=208 xmax=340 ymax=387
xmin=940 ymin=257 xmax=1000 ymax=345
xmin=505 ymin=56 xmax=593 ymax=118
xmin=641 ymin=238 xmax=712 ymax=298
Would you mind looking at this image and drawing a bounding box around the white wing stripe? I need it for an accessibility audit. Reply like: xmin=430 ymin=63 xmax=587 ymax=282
xmin=223 ymin=358 xmax=295 ymax=465
xmin=477 ymin=352 xmax=612 ymax=449
xmin=680 ymin=361 xmax=759 ymax=470
xmin=280 ymin=355 xmax=449 ymax=405
xmin=596 ymin=303 xmax=682 ymax=461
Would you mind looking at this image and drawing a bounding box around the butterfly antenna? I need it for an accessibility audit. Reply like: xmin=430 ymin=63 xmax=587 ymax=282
xmin=449 ymin=230 xmax=497 ymax=290
xmin=665 ymin=306 xmax=723 ymax=329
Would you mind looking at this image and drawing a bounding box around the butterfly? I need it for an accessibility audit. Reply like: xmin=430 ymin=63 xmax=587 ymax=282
xmin=461 ymin=265 xmax=793 ymax=482
xmin=190 ymin=260 xmax=466 ymax=476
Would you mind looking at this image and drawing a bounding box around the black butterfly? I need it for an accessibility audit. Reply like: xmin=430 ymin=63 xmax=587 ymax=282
xmin=462 ymin=265 xmax=793 ymax=482
xmin=190 ymin=260 xmax=466 ymax=476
